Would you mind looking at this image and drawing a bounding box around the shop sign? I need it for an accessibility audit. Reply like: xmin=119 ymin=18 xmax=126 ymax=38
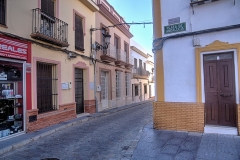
xmin=164 ymin=22 xmax=186 ymax=34
xmin=0 ymin=36 xmax=29 ymax=60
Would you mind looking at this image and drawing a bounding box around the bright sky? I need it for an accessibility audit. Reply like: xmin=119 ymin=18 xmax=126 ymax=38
xmin=107 ymin=0 xmax=153 ymax=54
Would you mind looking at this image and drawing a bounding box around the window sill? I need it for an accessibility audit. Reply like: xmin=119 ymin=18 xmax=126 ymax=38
xmin=75 ymin=49 xmax=85 ymax=53
xmin=0 ymin=24 xmax=8 ymax=29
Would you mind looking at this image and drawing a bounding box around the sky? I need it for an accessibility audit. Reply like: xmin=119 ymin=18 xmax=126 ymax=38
xmin=107 ymin=0 xmax=153 ymax=54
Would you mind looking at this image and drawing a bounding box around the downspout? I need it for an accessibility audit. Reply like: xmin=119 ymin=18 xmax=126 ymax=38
xmin=90 ymin=27 xmax=98 ymax=113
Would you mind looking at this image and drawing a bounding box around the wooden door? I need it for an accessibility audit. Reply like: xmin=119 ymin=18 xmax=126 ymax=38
xmin=204 ymin=53 xmax=236 ymax=127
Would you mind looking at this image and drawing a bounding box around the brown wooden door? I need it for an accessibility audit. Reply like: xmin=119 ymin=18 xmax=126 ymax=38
xmin=204 ymin=53 xmax=236 ymax=127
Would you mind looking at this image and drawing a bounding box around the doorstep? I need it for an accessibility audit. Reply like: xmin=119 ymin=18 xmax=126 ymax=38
xmin=204 ymin=125 xmax=238 ymax=135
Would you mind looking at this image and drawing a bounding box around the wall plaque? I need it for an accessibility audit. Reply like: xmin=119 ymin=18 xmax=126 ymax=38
xmin=164 ymin=22 xmax=186 ymax=34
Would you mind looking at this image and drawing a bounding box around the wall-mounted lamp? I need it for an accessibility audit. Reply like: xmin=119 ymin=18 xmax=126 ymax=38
xmin=93 ymin=33 xmax=111 ymax=52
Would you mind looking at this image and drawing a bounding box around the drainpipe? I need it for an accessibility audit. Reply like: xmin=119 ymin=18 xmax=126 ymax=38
xmin=90 ymin=27 xmax=98 ymax=113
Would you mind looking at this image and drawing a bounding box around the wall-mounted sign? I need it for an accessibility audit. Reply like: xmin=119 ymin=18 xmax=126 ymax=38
xmin=164 ymin=22 xmax=186 ymax=34
xmin=0 ymin=36 xmax=29 ymax=60
xmin=168 ymin=17 xmax=180 ymax=25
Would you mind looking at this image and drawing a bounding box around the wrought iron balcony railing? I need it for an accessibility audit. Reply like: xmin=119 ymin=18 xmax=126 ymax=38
xmin=132 ymin=67 xmax=150 ymax=77
xmin=125 ymin=54 xmax=134 ymax=69
xmin=100 ymin=43 xmax=117 ymax=63
xmin=115 ymin=49 xmax=127 ymax=66
xmin=31 ymin=8 xmax=69 ymax=47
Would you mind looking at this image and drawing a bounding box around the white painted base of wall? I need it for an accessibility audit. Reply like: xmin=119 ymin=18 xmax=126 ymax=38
xmin=77 ymin=113 xmax=90 ymax=118
xmin=204 ymin=125 xmax=238 ymax=136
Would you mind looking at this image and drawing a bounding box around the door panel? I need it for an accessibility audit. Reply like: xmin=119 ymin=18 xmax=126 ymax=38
xmin=204 ymin=62 xmax=219 ymax=125
xmin=218 ymin=60 xmax=236 ymax=126
xmin=204 ymin=53 xmax=236 ymax=127
xmin=75 ymin=68 xmax=84 ymax=114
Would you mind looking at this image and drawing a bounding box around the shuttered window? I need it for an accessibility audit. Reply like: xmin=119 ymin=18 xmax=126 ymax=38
xmin=75 ymin=15 xmax=84 ymax=51
xmin=41 ymin=0 xmax=54 ymax=16
xmin=0 ymin=0 xmax=6 ymax=25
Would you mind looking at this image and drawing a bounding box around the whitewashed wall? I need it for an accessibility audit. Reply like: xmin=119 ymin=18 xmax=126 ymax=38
xmin=163 ymin=28 xmax=240 ymax=102
xmin=161 ymin=0 xmax=240 ymax=37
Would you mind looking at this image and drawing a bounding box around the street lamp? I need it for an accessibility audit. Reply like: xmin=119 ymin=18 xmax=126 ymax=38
xmin=93 ymin=32 xmax=111 ymax=52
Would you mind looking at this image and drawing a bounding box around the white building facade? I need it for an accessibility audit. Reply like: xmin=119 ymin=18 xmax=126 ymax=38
xmin=153 ymin=0 xmax=240 ymax=135
xmin=130 ymin=40 xmax=155 ymax=103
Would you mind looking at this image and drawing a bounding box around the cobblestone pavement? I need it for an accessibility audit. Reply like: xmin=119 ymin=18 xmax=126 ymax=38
xmin=0 ymin=102 xmax=153 ymax=160
xmin=1 ymin=101 xmax=240 ymax=160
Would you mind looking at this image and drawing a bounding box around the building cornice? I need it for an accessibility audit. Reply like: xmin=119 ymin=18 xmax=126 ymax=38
xmin=130 ymin=46 xmax=148 ymax=58
xmin=97 ymin=0 xmax=133 ymax=38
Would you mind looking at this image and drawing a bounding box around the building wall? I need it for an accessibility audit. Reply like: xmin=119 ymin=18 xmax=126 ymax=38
xmin=0 ymin=0 xmax=98 ymax=132
xmin=153 ymin=0 xmax=240 ymax=134
xmin=94 ymin=1 xmax=132 ymax=111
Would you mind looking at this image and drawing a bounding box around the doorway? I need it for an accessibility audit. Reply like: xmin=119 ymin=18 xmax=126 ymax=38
xmin=101 ymin=71 xmax=108 ymax=109
xmin=75 ymin=68 xmax=84 ymax=114
xmin=203 ymin=52 xmax=236 ymax=127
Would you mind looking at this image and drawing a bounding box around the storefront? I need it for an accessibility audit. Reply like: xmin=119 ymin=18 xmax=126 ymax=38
xmin=0 ymin=35 xmax=31 ymax=140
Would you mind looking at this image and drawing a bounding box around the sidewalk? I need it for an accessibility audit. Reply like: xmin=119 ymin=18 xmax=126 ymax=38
xmin=0 ymin=100 xmax=153 ymax=156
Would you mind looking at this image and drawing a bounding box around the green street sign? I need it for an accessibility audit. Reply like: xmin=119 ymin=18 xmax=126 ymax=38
xmin=164 ymin=22 xmax=186 ymax=34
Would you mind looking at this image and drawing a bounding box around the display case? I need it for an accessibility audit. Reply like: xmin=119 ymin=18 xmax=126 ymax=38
xmin=0 ymin=61 xmax=24 ymax=138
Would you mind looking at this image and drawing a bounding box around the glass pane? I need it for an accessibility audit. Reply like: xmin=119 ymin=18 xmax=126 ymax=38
xmin=204 ymin=52 xmax=233 ymax=61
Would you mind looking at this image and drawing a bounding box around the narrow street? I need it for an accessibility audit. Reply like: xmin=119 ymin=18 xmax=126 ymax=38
xmin=0 ymin=102 xmax=153 ymax=160
xmin=1 ymin=102 xmax=240 ymax=160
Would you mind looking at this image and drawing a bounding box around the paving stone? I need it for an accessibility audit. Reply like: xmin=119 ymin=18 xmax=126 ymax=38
xmin=161 ymin=144 xmax=179 ymax=155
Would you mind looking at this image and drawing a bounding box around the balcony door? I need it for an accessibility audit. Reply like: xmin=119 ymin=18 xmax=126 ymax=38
xmin=101 ymin=71 xmax=109 ymax=110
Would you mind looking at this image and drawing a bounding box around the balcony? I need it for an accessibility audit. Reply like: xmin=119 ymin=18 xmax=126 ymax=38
xmin=79 ymin=0 xmax=99 ymax=12
xmin=115 ymin=49 xmax=127 ymax=66
xmin=31 ymin=8 xmax=69 ymax=47
xmin=190 ymin=0 xmax=221 ymax=6
xmin=132 ymin=67 xmax=150 ymax=79
xmin=100 ymin=44 xmax=116 ymax=63
xmin=125 ymin=54 xmax=134 ymax=69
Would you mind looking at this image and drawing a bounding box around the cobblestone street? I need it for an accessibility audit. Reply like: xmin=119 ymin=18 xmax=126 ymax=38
xmin=1 ymin=101 xmax=240 ymax=160
xmin=0 ymin=102 xmax=153 ymax=160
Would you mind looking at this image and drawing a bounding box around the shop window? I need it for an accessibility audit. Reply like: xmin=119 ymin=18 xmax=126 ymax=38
xmin=75 ymin=14 xmax=84 ymax=51
xmin=37 ymin=62 xmax=58 ymax=114
xmin=116 ymin=71 xmax=121 ymax=98
xmin=0 ymin=60 xmax=24 ymax=138
xmin=0 ymin=0 xmax=6 ymax=26
xmin=135 ymin=85 xmax=139 ymax=96
xmin=144 ymin=85 xmax=147 ymax=94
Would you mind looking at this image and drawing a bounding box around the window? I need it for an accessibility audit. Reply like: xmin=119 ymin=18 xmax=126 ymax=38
xmin=124 ymin=42 xmax=129 ymax=62
xmin=125 ymin=73 xmax=131 ymax=96
xmin=41 ymin=0 xmax=55 ymax=16
xmin=75 ymin=15 xmax=84 ymax=51
xmin=134 ymin=58 xmax=137 ymax=68
xmin=135 ymin=85 xmax=139 ymax=96
xmin=144 ymin=85 xmax=147 ymax=94
xmin=116 ymin=71 xmax=121 ymax=98
xmin=37 ymin=62 xmax=58 ymax=114
xmin=40 ymin=0 xmax=55 ymax=37
xmin=0 ymin=0 xmax=6 ymax=26
xmin=114 ymin=36 xmax=119 ymax=49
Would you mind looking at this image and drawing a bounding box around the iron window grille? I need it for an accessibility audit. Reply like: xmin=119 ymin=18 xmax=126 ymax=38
xmin=144 ymin=85 xmax=147 ymax=94
xmin=0 ymin=0 xmax=6 ymax=26
xmin=75 ymin=14 xmax=84 ymax=51
xmin=116 ymin=71 xmax=121 ymax=98
xmin=37 ymin=62 xmax=58 ymax=114
xmin=125 ymin=73 xmax=131 ymax=96
xmin=135 ymin=85 xmax=139 ymax=96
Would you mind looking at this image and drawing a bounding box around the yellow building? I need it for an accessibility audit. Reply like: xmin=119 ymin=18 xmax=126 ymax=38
xmin=0 ymin=0 xmax=99 ymax=140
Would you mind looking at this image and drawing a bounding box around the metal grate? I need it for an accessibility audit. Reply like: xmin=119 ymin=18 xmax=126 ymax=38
xmin=125 ymin=73 xmax=131 ymax=96
xmin=37 ymin=62 xmax=58 ymax=114
xmin=116 ymin=71 xmax=121 ymax=98
xmin=0 ymin=0 xmax=6 ymax=25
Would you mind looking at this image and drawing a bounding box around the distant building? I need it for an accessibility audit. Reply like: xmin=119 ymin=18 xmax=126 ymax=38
xmin=152 ymin=0 xmax=240 ymax=135
xmin=130 ymin=40 xmax=155 ymax=103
